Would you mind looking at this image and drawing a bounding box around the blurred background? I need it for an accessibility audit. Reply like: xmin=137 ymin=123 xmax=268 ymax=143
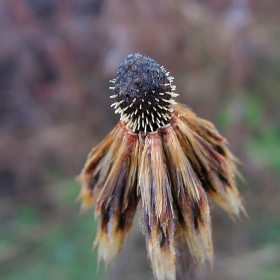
xmin=0 ymin=0 xmax=280 ymax=279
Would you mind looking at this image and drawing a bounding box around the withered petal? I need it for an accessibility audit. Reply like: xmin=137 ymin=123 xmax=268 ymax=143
xmin=138 ymin=132 xmax=177 ymax=280
xmin=171 ymin=111 xmax=245 ymax=217
xmin=175 ymin=187 xmax=213 ymax=267
xmin=161 ymin=125 xmax=213 ymax=266
xmin=174 ymin=103 xmax=240 ymax=174
xmin=161 ymin=125 xmax=200 ymax=202
xmin=78 ymin=123 xmax=125 ymax=210
xmin=174 ymin=103 xmax=225 ymax=145
xmin=94 ymin=129 xmax=139 ymax=265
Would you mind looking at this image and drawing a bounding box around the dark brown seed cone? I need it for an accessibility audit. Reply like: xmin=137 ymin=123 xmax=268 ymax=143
xmin=110 ymin=53 xmax=177 ymax=133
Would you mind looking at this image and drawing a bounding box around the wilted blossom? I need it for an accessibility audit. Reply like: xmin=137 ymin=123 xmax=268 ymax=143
xmin=78 ymin=53 xmax=245 ymax=280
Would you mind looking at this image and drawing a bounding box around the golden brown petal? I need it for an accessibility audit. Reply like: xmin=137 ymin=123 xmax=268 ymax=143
xmin=174 ymin=103 xmax=240 ymax=175
xmin=93 ymin=129 xmax=139 ymax=265
xmin=138 ymin=132 xmax=177 ymax=280
xmin=77 ymin=123 xmax=125 ymax=210
xmin=171 ymin=110 xmax=245 ymax=217
xmin=174 ymin=103 xmax=223 ymax=142
xmin=161 ymin=125 xmax=213 ymax=267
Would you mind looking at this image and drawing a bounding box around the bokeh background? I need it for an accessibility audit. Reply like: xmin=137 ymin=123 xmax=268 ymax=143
xmin=0 ymin=0 xmax=280 ymax=279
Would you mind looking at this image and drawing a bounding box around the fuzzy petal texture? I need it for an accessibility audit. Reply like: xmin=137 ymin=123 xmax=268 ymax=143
xmin=173 ymin=105 xmax=245 ymax=218
xmin=138 ymin=133 xmax=177 ymax=280
xmin=161 ymin=125 xmax=213 ymax=266
xmin=78 ymin=123 xmax=125 ymax=210
xmin=93 ymin=131 xmax=139 ymax=264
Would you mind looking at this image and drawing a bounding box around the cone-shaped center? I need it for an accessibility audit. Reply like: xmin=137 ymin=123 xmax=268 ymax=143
xmin=110 ymin=53 xmax=178 ymax=133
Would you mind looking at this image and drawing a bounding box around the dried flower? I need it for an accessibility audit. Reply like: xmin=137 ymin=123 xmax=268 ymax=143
xmin=78 ymin=53 xmax=245 ymax=280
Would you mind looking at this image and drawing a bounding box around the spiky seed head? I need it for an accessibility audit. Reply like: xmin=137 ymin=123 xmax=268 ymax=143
xmin=109 ymin=53 xmax=178 ymax=133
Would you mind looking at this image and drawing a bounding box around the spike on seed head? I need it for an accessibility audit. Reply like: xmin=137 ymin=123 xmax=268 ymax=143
xmin=110 ymin=53 xmax=178 ymax=133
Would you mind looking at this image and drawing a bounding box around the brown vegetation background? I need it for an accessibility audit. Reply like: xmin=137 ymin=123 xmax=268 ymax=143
xmin=0 ymin=0 xmax=280 ymax=279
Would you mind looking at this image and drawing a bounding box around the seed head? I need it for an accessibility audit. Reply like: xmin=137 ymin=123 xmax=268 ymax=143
xmin=110 ymin=53 xmax=178 ymax=133
xmin=78 ymin=53 xmax=246 ymax=280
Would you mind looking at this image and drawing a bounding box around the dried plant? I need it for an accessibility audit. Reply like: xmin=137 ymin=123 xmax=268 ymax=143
xmin=78 ymin=53 xmax=245 ymax=280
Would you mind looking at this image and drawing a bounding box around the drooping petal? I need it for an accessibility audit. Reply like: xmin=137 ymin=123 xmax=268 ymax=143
xmin=138 ymin=132 xmax=177 ymax=280
xmin=175 ymin=186 xmax=213 ymax=267
xmin=94 ymin=130 xmax=139 ymax=265
xmin=160 ymin=124 xmax=200 ymax=203
xmin=174 ymin=103 xmax=223 ymax=144
xmin=161 ymin=125 xmax=213 ymax=266
xmin=174 ymin=103 xmax=240 ymax=178
xmin=171 ymin=114 xmax=245 ymax=217
xmin=78 ymin=123 xmax=125 ymax=210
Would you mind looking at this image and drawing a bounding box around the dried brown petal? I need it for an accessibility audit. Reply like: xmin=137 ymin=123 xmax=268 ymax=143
xmin=138 ymin=132 xmax=177 ymax=280
xmin=174 ymin=103 xmax=240 ymax=176
xmin=77 ymin=123 xmax=125 ymax=210
xmin=94 ymin=130 xmax=139 ymax=264
xmin=161 ymin=125 xmax=213 ymax=266
xmin=171 ymin=108 xmax=245 ymax=217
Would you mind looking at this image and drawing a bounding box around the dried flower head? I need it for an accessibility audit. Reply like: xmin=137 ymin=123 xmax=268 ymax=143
xmin=78 ymin=53 xmax=245 ymax=280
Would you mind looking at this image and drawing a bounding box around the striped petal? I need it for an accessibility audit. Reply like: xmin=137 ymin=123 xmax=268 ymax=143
xmin=161 ymin=125 xmax=213 ymax=267
xmin=138 ymin=132 xmax=177 ymax=280
xmin=94 ymin=131 xmax=139 ymax=265
xmin=171 ymin=113 xmax=245 ymax=218
xmin=78 ymin=123 xmax=125 ymax=210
